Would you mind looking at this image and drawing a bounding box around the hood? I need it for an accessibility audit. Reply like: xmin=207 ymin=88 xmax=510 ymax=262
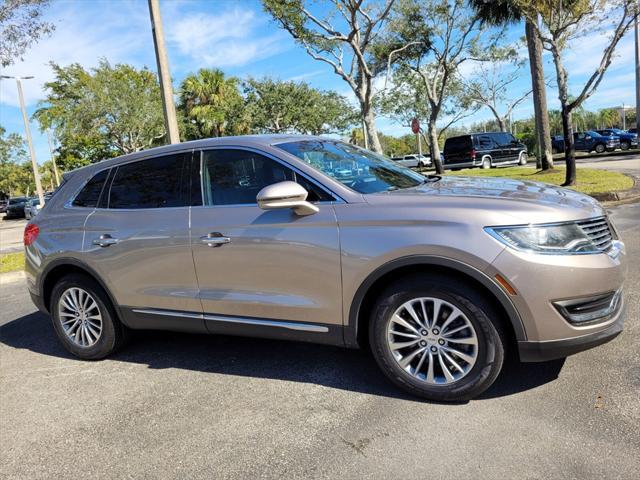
xmin=365 ymin=175 xmax=604 ymax=224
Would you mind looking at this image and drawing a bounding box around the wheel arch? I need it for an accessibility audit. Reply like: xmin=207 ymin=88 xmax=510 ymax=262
xmin=345 ymin=256 xmax=526 ymax=350
xmin=40 ymin=258 xmax=120 ymax=317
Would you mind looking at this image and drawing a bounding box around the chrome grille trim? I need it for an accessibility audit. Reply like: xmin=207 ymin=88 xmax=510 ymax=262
xmin=576 ymin=217 xmax=613 ymax=252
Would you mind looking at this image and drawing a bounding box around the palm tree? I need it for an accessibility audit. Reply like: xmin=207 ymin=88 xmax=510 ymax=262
xmin=179 ymin=69 xmax=244 ymax=139
xmin=469 ymin=0 xmax=553 ymax=170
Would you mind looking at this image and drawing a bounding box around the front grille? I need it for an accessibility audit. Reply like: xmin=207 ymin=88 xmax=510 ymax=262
xmin=576 ymin=217 xmax=613 ymax=251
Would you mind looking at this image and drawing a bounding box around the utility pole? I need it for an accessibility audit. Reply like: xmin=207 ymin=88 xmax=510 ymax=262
xmin=46 ymin=130 xmax=60 ymax=186
xmin=148 ymin=0 xmax=180 ymax=144
xmin=1 ymin=75 xmax=45 ymax=205
xmin=635 ymin=0 xmax=639 ymax=134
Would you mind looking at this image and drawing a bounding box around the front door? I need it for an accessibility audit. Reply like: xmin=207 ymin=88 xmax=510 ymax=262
xmin=190 ymin=148 xmax=343 ymax=340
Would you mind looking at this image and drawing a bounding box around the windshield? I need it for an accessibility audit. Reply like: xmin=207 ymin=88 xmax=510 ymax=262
xmin=8 ymin=197 xmax=26 ymax=205
xmin=277 ymin=140 xmax=424 ymax=194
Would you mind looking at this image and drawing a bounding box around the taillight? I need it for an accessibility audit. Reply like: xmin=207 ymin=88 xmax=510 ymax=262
xmin=470 ymin=149 xmax=476 ymax=160
xmin=24 ymin=224 xmax=39 ymax=246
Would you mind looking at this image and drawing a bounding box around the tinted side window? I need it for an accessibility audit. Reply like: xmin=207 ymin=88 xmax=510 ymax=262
xmin=72 ymin=169 xmax=109 ymax=207
xmin=202 ymin=149 xmax=332 ymax=206
xmin=444 ymin=136 xmax=472 ymax=153
xmin=478 ymin=135 xmax=495 ymax=149
xmin=108 ymin=154 xmax=189 ymax=209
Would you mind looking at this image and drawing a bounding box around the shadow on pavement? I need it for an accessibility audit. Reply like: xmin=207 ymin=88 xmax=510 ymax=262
xmin=1 ymin=311 xmax=564 ymax=403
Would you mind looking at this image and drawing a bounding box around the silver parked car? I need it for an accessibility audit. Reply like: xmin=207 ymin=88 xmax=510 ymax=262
xmin=391 ymin=153 xmax=431 ymax=168
xmin=25 ymin=136 xmax=626 ymax=401
xmin=24 ymin=198 xmax=42 ymax=220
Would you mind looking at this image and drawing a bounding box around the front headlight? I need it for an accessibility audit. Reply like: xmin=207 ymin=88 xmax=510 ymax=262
xmin=485 ymin=223 xmax=601 ymax=254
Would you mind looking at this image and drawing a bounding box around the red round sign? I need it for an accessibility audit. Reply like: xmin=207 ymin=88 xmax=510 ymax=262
xmin=411 ymin=117 xmax=420 ymax=134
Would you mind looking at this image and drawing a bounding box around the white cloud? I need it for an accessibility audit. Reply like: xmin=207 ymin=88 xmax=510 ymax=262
xmin=165 ymin=8 xmax=287 ymax=68
xmin=0 ymin=0 xmax=152 ymax=108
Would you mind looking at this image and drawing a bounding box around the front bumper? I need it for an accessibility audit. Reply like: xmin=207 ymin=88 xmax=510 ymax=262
xmin=518 ymin=297 xmax=624 ymax=361
xmin=485 ymin=238 xmax=626 ymax=360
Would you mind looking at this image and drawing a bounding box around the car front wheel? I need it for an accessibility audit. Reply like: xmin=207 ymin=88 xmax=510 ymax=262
xmin=594 ymin=143 xmax=606 ymax=153
xmin=518 ymin=152 xmax=528 ymax=166
xmin=620 ymin=141 xmax=630 ymax=151
xmin=369 ymin=275 xmax=505 ymax=402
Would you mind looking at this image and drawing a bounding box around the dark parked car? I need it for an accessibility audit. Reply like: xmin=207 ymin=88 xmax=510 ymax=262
xmin=596 ymin=129 xmax=637 ymax=150
xmin=4 ymin=196 xmax=28 ymax=219
xmin=551 ymin=131 xmax=620 ymax=154
xmin=628 ymin=128 xmax=637 ymax=135
xmin=0 ymin=199 xmax=7 ymax=214
xmin=443 ymin=132 xmax=527 ymax=170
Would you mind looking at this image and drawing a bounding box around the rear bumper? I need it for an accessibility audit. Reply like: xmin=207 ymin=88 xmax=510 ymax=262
xmin=518 ymin=301 xmax=625 ymax=362
xmin=29 ymin=290 xmax=48 ymax=314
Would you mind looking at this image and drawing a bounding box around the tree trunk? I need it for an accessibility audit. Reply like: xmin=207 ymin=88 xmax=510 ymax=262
xmin=497 ymin=116 xmax=507 ymax=132
xmin=427 ymin=116 xmax=444 ymax=174
xmin=561 ymin=106 xmax=576 ymax=186
xmin=362 ymin=104 xmax=382 ymax=154
xmin=525 ymin=20 xmax=554 ymax=171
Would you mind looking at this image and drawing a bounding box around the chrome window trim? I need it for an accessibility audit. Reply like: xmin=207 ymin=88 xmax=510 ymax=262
xmin=64 ymin=167 xmax=112 ymax=210
xmin=197 ymin=145 xmax=346 ymax=207
xmin=131 ymin=308 xmax=329 ymax=333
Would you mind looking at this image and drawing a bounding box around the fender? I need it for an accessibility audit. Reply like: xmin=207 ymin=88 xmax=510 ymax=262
xmin=38 ymin=257 xmax=123 ymax=320
xmin=344 ymin=255 xmax=527 ymax=348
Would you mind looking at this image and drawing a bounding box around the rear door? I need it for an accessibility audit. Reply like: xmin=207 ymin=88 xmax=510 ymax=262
xmin=190 ymin=147 xmax=343 ymax=339
xmin=82 ymin=151 xmax=204 ymax=331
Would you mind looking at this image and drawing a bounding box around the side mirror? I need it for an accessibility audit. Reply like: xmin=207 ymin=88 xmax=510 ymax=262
xmin=585 ymin=135 xmax=591 ymax=140
xmin=257 ymin=181 xmax=319 ymax=216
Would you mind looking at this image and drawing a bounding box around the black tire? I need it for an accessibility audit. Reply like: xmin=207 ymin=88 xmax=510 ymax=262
xmin=594 ymin=143 xmax=606 ymax=154
xmin=620 ymin=141 xmax=630 ymax=151
xmin=369 ymin=275 xmax=505 ymax=402
xmin=50 ymin=273 xmax=128 ymax=359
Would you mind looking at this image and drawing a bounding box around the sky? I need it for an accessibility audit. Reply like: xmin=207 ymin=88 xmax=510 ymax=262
xmin=0 ymin=0 xmax=636 ymax=165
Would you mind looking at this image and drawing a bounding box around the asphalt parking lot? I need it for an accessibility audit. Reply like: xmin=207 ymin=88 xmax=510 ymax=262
xmin=1 ymin=207 xmax=639 ymax=480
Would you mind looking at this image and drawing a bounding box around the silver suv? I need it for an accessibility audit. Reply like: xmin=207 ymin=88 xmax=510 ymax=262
xmin=25 ymin=136 xmax=626 ymax=401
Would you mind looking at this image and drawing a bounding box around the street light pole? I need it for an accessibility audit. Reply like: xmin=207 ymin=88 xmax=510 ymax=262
xmin=1 ymin=75 xmax=45 ymax=205
xmin=148 ymin=0 xmax=180 ymax=145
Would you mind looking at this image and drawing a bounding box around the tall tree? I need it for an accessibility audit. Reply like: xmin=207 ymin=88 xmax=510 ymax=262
xmin=379 ymin=66 xmax=479 ymax=153
xmin=0 ymin=125 xmax=32 ymax=196
xmin=179 ymin=69 xmax=246 ymax=140
xmin=518 ymin=0 xmax=638 ymax=185
xmin=381 ymin=0 xmax=495 ymax=173
xmin=463 ymin=47 xmax=532 ymax=132
xmin=0 ymin=0 xmax=54 ymax=67
xmin=263 ymin=0 xmax=395 ymax=153
xmin=35 ymin=60 xmax=165 ymax=165
xmin=469 ymin=0 xmax=554 ymax=171
xmin=244 ymin=77 xmax=356 ymax=135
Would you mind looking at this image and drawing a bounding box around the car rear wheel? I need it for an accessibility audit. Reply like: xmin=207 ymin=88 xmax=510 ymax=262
xmin=50 ymin=273 xmax=127 ymax=359
xmin=482 ymin=158 xmax=491 ymax=169
xmin=620 ymin=141 xmax=630 ymax=151
xmin=369 ymin=275 xmax=505 ymax=401
xmin=594 ymin=143 xmax=606 ymax=153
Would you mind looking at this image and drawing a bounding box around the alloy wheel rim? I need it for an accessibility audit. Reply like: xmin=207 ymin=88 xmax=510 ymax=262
xmin=386 ymin=297 xmax=478 ymax=385
xmin=57 ymin=287 xmax=103 ymax=348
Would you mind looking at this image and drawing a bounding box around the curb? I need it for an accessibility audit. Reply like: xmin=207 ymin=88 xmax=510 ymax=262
xmin=0 ymin=269 xmax=25 ymax=284
xmin=590 ymin=174 xmax=640 ymax=203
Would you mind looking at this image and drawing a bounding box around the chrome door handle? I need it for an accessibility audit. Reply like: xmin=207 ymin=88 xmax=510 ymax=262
xmin=200 ymin=232 xmax=231 ymax=247
xmin=92 ymin=234 xmax=119 ymax=247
